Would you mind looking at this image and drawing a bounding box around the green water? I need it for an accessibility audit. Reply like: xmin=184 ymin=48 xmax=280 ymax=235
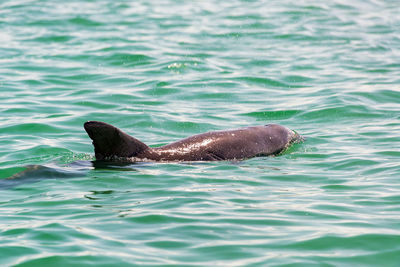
xmin=1 ymin=0 xmax=400 ymax=266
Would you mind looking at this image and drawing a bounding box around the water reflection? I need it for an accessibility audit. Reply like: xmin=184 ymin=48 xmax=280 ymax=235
xmin=1 ymin=160 xmax=141 ymax=189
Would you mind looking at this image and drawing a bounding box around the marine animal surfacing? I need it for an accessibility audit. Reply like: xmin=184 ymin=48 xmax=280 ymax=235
xmin=84 ymin=121 xmax=303 ymax=162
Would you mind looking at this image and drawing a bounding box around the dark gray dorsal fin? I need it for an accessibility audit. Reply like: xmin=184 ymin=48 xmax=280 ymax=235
xmin=84 ymin=121 xmax=149 ymax=160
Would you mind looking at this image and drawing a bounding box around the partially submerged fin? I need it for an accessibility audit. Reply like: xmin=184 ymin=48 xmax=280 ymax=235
xmin=84 ymin=121 xmax=149 ymax=160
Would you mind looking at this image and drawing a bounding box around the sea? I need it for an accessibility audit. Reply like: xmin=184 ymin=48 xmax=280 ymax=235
xmin=1 ymin=0 xmax=400 ymax=266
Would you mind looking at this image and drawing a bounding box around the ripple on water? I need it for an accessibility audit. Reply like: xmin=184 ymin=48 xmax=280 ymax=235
xmin=0 ymin=0 xmax=400 ymax=266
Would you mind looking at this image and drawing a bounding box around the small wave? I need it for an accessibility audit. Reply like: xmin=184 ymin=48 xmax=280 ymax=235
xmin=68 ymin=17 xmax=103 ymax=27
xmin=234 ymin=76 xmax=291 ymax=88
xmin=240 ymin=110 xmax=301 ymax=120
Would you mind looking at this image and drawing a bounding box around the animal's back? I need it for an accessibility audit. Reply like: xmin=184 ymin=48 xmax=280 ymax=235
xmin=84 ymin=121 xmax=302 ymax=162
xmin=146 ymin=125 xmax=294 ymax=161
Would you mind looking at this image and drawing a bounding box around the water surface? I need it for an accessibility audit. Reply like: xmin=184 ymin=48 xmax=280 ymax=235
xmin=1 ymin=0 xmax=400 ymax=266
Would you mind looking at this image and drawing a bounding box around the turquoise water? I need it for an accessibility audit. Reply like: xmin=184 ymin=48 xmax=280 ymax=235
xmin=1 ymin=0 xmax=400 ymax=265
